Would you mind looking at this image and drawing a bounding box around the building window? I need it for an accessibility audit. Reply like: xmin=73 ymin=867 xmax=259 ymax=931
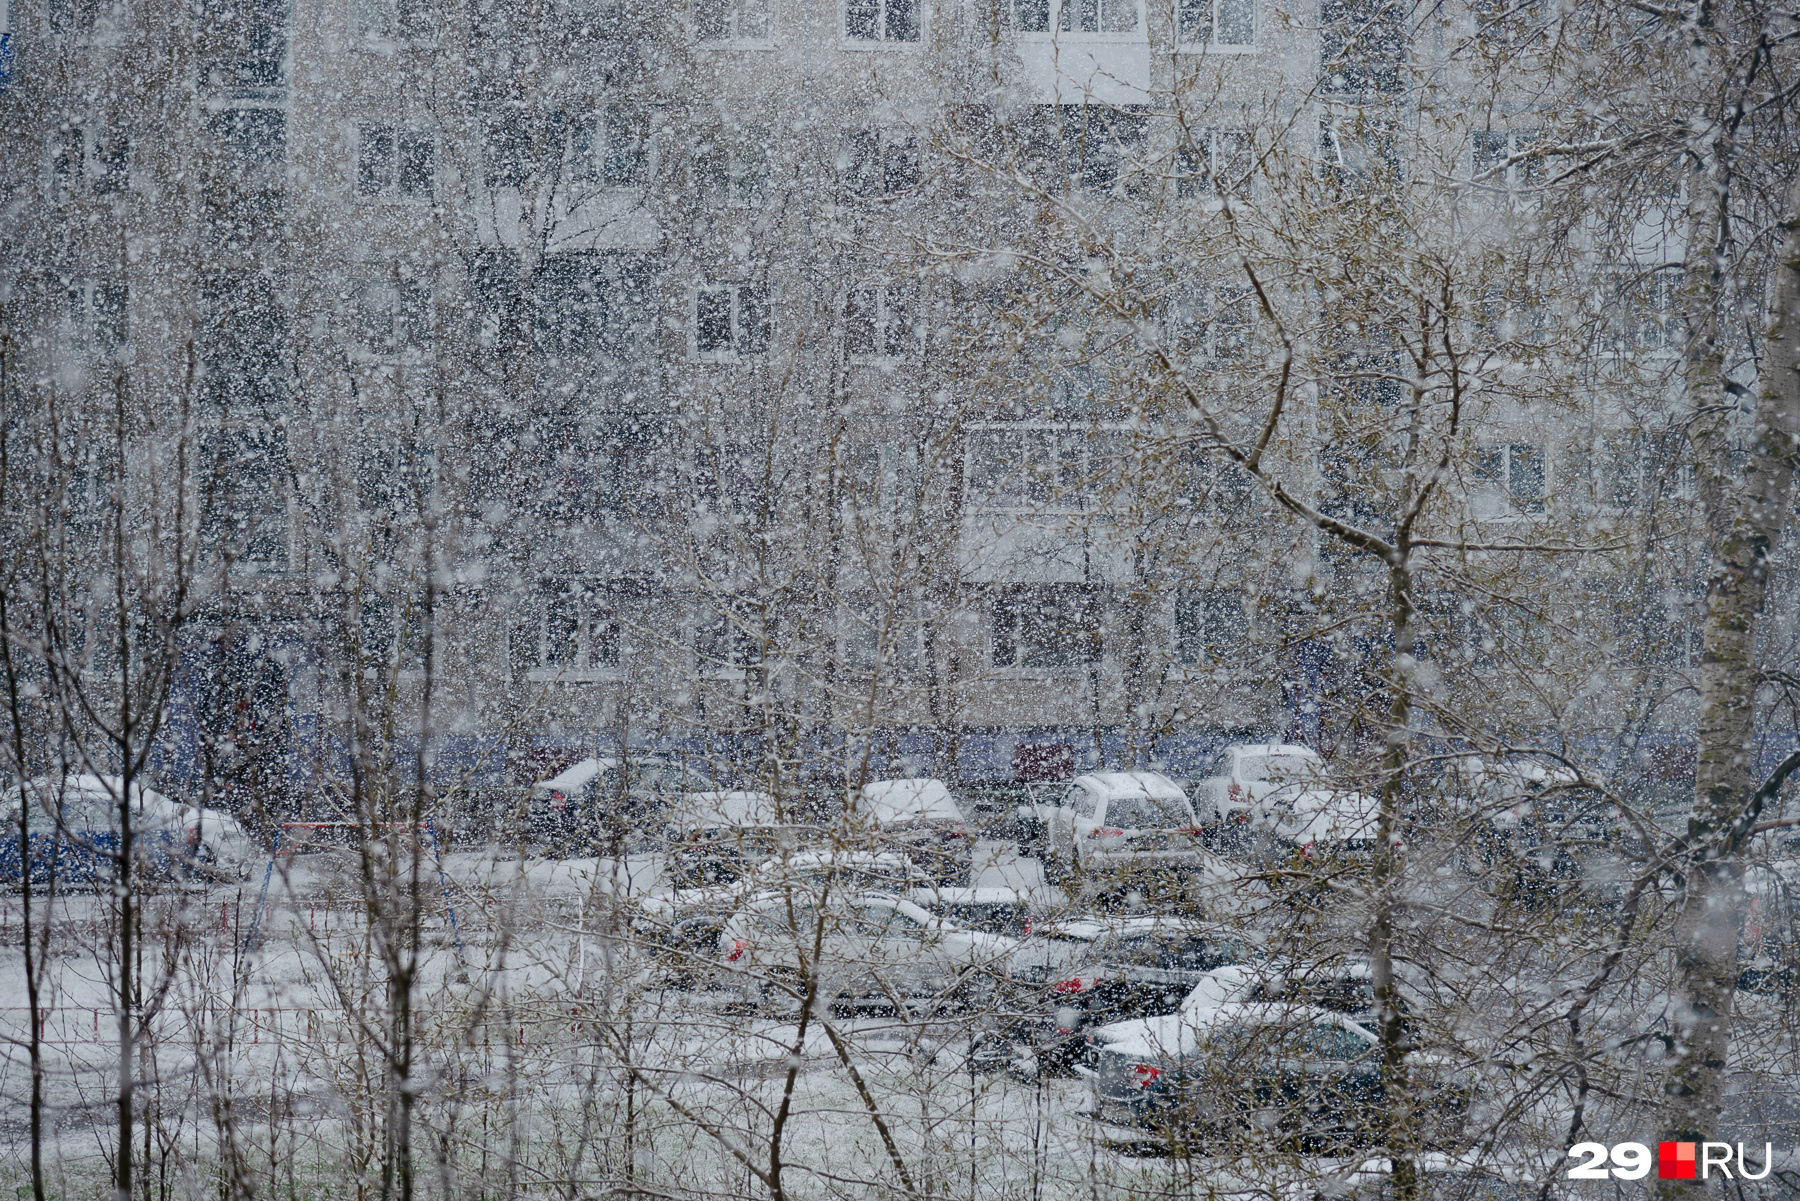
xmin=202 ymin=276 xmax=288 ymax=417
xmin=355 ymin=0 xmax=437 ymax=40
xmin=842 ymin=597 xmax=925 ymax=674
xmin=1014 ymin=0 xmax=1138 ymax=33
xmin=49 ymin=0 xmax=129 ymax=38
xmin=572 ymin=109 xmax=647 ymax=187
xmin=1174 ymin=591 xmax=1247 ymax=666
xmin=838 ymin=128 xmax=919 ymax=198
xmin=1471 ymin=443 xmax=1546 ymax=517
xmin=483 ymin=113 xmax=533 ymax=189
xmin=693 ymin=127 xmax=772 ymax=203
xmin=1318 ymin=0 xmax=1405 ymax=95
xmin=842 ymin=441 xmax=921 ymax=513
xmin=694 ymin=441 xmax=763 ymax=514
xmin=200 ymin=425 xmax=290 ymax=571
xmin=1172 ymin=446 xmax=1256 ymax=517
xmin=1057 ymin=106 xmax=1149 ymax=194
xmin=350 ymin=276 xmax=432 ymax=360
xmin=845 ymin=283 xmax=915 ymax=360
xmin=514 ymin=586 xmax=623 ymax=676
xmin=522 ymin=419 xmax=640 ymax=518
xmin=992 ymin=586 xmax=1103 ymax=669
xmin=695 ymin=0 xmax=771 ymax=42
xmin=60 ymin=281 xmax=129 ymax=358
xmin=1579 ymin=430 xmax=1693 ymax=511
xmin=47 ymin=128 xmax=129 ymax=200
xmin=694 ymin=282 xmax=772 ymax=360
xmin=1170 ymin=285 xmax=1252 ymax=361
xmin=1470 ymin=128 xmax=1541 ymax=199
xmin=356 ymin=125 xmax=434 ymax=200
xmin=1603 ymin=269 xmax=1681 ymax=355
xmin=1317 ymin=114 xmax=1399 ymax=194
xmin=198 ymin=0 xmax=287 ymax=92
xmin=1176 ymin=0 xmax=1252 ymax=46
xmin=533 ymin=255 xmax=657 ymax=403
xmin=695 ymin=611 xmax=761 ymax=674
xmin=1175 ymin=127 xmax=1251 ymax=199
xmin=845 ymin=0 xmax=919 ymax=42
xmin=968 ymin=426 xmax=1106 ymax=510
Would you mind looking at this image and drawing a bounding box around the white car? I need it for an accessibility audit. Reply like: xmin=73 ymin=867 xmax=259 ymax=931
xmin=1192 ymin=744 xmax=1380 ymax=853
xmin=851 ymin=778 xmax=977 ymax=883
xmin=717 ymin=889 xmax=1017 ymax=1010
xmin=1023 ymin=771 xmax=1208 ymax=875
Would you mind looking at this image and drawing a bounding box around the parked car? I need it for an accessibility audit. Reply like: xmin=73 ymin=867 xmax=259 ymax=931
xmin=1015 ymin=771 xmax=1207 ymax=884
xmin=154 ymin=797 xmax=262 ymax=881
xmin=660 ymin=790 xmax=807 ymax=887
xmin=528 ymin=756 xmax=712 ymax=852
xmin=1191 ymin=745 xmax=1380 ymax=857
xmin=908 ymin=886 xmax=1040 ymax=936
xmin=1004 ymin=915 xmax=1259 ymax=1072
xmin=1 ymin=775 xmax=195 ymax=886
xmin=637 ymin=850 xmax=932 ymax=963
xmin=850 ymin=779 xmax=978 ymax=884
xmin=1091 ymin=1001 xmax=1464 ymax=1151
xmin=717 ymin=889 xmax=1018 ymax=1012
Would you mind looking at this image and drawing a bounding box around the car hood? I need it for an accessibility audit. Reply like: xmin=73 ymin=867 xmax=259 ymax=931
xmin=1089 ymin=1013 xmax=1182 ymax=1050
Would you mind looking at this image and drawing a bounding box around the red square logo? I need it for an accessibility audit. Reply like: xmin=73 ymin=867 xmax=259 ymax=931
xmin=1659 ymin=1142 xmax=1696 ymax=1180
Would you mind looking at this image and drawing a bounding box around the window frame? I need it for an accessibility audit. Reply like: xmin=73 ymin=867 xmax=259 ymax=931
xmin=990 ymin=584 xmax=1106 ymax=672
xmin=692 ymin=280 xmax=774 ymax=363
xmin=1174 ymin=0 xmax=1253 ymax=50
xmin=1012 ymin=0 xmax=1143 ymax=37
xmin=354 ymin=122 xmax=436 ymax=203
xmin=693 ymin=0 xmax=775 ymax=46
xmin=517 ymin=582 xmax=626 ymax=682
xmin=842 ymin=0 xmax=924 ymax=45
xmin=843 ymin=280 xmax=919 ymax=363
xmin=348 ymin=273 xmax=434 ymax=363
xmin=1469 ymin=441 xmax=1548 ymax=519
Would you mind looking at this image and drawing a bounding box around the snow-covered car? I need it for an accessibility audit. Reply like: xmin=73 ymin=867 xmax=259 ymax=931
xmin=1003 ymin=915 xmax=1260 ymax=1072
xmin=907 ymin=886 xmax=1040 ymax=936
xmin=1016 ymin=771 xmax=1207 ymax=880
xmin=152 ymin=796 xmax=262 ymax=881
xmin=661 ymin=790 xmax=816 ymax=887
xmin=849 ymin=778 xmax=977 ymax=884
xmin=717 ymin=890 xmax=1017 ymax=1011
xmin=1191 ymin=744 xmax=1380 ymax=856
xmin=637 ymin=849 xmax=932 ymax=959
xmin=1 ymin=775 xmax=207 ymax=885
xmin=527 ymin=756 xmax=712 ymax=851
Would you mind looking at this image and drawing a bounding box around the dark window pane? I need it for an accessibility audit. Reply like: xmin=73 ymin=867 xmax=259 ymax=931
xmin=846 ymin=0 xmax=880 ymax=38
xmin=398 ymin=133 xmax=433 ymax=198
xmin=697 ymin=289 xmax=733 ymax=353
xmin=885 ymin=0 xmax=919 ymax=39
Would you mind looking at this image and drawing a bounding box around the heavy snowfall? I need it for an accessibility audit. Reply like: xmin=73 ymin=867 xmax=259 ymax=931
xmin=3 ymin=0 xmax=1800 ymax=1197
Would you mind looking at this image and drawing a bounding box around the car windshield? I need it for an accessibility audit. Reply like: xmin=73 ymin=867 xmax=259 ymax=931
xmin=1105 ymin=792 xmax=1192 ymax=829
xmin=1091 ymin=931 xmax=1247 ymax=971
xmin=1250 ymin=754 xmax=1325 ymax=785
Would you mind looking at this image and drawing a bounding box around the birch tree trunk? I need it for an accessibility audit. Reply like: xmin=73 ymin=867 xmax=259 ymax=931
xmin=1655 ymin=165 xmax=1800 ymax=1191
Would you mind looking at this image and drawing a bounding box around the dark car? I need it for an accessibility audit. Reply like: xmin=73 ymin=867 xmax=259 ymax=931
xmin=1005 ymin=916 xmax=1258 ymax=1072
xmin=1092 ymin=1004 xmax=1464 ymax=1152
xmin=527 ymin=757 xmax=713 ymax=853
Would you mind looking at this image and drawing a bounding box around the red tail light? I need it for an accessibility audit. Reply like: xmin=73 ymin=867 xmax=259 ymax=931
xmin=1126 ymin=1063 xmax=1162 ymax=1089
xmin=1227 ymin=783 xmax=1242 ymax=803
xmin=550 ymin=790 xmax=567 ymax=812
xmin=726 ymin=939 xmax=746 ymax=962
xmin=1022 ymin=914 xmax=1033 ymax=936
xmin=1050 ymin=975 xmax=1096 ymax=995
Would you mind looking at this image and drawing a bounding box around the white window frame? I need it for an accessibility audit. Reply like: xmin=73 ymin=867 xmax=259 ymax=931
xmin=1469 ymin=442 xmax=1547 ymax=520
xmin=844 ymin=281 xmax=918 ymax=363
xmin=842 ymin=0 xmax=924 ymax=46
xmin=521 ymin=586 xmax=625 ymax=682
xmin=693 ymin=0 xmax=775 ymax=46
xmin=691 ymin=281 xmax=774 ymax=362
xmin=354 ymin=0 xmax=439 ymax=44
xmin=1011 ymin=0 xmax=1142 ymax=38
xmin=354 ymin=123 xmax=435 ymax=203
xmin=693 ymin=127 xmax=774 ymax=206
xmin=1174 ymin=0 xmax=1253 ymax=50
xmin=965 ymin=422 xmax=1126 ymax=514
xmin=348 ymin=273 xmax=433 ymax=364
xmin=570 ymin=107 xmax=650 ymax=189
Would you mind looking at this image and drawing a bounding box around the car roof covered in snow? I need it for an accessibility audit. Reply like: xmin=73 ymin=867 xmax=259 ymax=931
xmin=1224 ymin=743 xmax=1319 ymax=759
xmin=666 ymin=790 xmax=781 ymax=829
xmin=1073 ymin=770 xmax=1187 ymax=803
xmin=856 ymin=778 xmax=965 ymax=823
xmin=531 ymin=757 xmax=620 ymax=795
